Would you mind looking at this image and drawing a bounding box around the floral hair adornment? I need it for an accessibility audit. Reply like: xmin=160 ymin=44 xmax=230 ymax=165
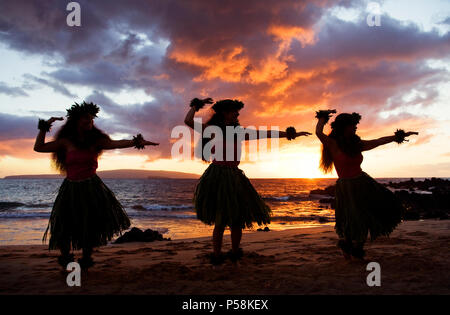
xmin=211 ymin=99 xmax=244 ymax=113
xmin=330 ymin=112 xmax=361 ymax=130
xmin=66 ymin=101 xmax=100 ymax=120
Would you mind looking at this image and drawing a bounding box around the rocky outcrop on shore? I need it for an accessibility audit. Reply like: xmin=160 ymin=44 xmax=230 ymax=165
xmin=309 ymin=178 xmax=450 ymax=220
xmin=114 ymin=227 xmax=171 ymax=244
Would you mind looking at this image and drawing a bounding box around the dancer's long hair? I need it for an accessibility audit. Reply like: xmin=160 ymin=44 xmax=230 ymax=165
xmin=51 ymin=116 xmax=110 ymax=174
xmin=198 ymin=99 xmax=243 ymax=162
xmin=320 ymin=113 xmax=363 ymax=173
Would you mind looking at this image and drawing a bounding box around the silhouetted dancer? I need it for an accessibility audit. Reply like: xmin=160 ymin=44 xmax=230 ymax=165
xmin=34 ymin=101 xmax=159 ymax=269
xmin=315 ymin=110 xmax=418 ymax=260
xmin=185 ymin=97 xmax=311 ymax=265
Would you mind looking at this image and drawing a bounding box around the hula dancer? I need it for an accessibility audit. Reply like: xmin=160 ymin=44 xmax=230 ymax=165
xmin=185 ymin=98 xmax=311 ymax=265
xmin=34 ymin=101 xmax=158 ymax=269
xmin=315 ymin=109 xmax=418 ymax=260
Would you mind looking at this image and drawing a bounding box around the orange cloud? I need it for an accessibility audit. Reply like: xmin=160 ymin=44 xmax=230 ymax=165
xmin=267 ymin=25 xmax=316 ymax=47
xmin=0 ymin=139 xmax=39 ymax=159
xmin=169 ymin=46 xmax=249 ymax=82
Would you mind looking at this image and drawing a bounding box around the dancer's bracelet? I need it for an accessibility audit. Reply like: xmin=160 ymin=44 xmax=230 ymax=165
xmin=286 ymin=126 xmax=297 ymax=141
xmin=38 ymin=119 xmax=51 ymax=132
xmin=315 ymin=110 xmax=334 ymax=123
xmin=190 ymin=98 xmax=205 ymax=112
xmin=133 ymin=134 xmax=145 ymax=150
xmin=394 ymin=129 xmax=407 ymax=144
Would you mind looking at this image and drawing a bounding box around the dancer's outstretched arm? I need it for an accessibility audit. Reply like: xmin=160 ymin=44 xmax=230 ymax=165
xmin=242 ymin=128 xmax=311 ymax=140
xmin=99 ymin=136 xmax=159 ymax=150
xmin=361 ymin=131 xmax=418 ymax=151
xmin=34 ymin=117 xmax=65 ymax=152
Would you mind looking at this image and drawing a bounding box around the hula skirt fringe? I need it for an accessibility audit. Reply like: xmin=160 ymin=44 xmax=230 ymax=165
xmin=43 ymin=175 xmax=131 ymax=250
xmin=194 ymin=164 xmax=271 ymax=229
xmin=335 ymin=172 xmax=404 ymax=243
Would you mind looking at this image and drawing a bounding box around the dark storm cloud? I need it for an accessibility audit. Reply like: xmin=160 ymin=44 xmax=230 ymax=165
xmin=0 ymin=81 xmax=29 ymax=97
xmin=0 ymin=112 xmax=37 ymax=140
xmin=23 ymin=74 xmax=77 ymax=98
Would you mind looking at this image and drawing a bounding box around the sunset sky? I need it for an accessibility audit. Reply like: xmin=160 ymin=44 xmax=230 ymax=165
xmin=0 ymin=0 xmax=449 ymax=178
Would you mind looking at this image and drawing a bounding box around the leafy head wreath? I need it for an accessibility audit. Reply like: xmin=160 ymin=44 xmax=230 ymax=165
xmin=66 ymin=101 xmax=100 ymax=120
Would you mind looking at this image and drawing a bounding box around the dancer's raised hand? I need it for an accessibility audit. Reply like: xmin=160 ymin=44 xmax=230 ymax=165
xmin=47 ymin=117 xmax=64 ymax=124
xmin=190 ymin=97 xmax=214 ymax=112
xmin=394 ymin=129 xmax=419 ymax=144
xmin=202 ymin=98 xmax=214 ymax=104
xmin=285 ymin=127 xmax=312 ymax=140
xmin=37 ymin=116 xmax=64 ymax=133
xmin=315 ymin=109 xmax=336 ymax=123
xmin=405 ymin=131 xmax=419 ymax=137
xmin=143 ymin=140 xmax=159 ymax=146
xmin=132 ymin=134 xmax=160 ymax=149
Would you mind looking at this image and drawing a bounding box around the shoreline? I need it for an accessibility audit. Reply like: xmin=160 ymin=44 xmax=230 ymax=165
xmin=0 ymin=216 xmax=335 ymax=246
xmin=0 ymin=219 xmax=448 ymax=295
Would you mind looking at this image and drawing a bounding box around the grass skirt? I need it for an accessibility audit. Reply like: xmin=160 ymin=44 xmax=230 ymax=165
xmin=335 ymin=172 xmax=404 ymax=243
xmin=194 ymin=164 xmax=271 ymax=229
xmin=43 ymin=175 xmax=131 ymax=250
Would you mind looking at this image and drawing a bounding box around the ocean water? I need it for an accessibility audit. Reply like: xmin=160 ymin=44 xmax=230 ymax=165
xmin=0 ymin=177 xmax=406 ymax=245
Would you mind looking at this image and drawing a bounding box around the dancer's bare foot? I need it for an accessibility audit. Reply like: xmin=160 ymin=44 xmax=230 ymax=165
xmin=209 ymin=252 xmax=226 ymax=265
xmin=341 ymin=250 xmax=351 ymax=260
xmin=350 ymin=246 xmax=366 ymax=262
xmin=337 ymin=240 xmax=352 ymax=260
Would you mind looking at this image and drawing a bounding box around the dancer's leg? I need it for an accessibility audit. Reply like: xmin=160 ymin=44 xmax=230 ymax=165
xmin=78 ymin=247 xmax=95 ymax=268
xmin=228 ymin=227 xmax=244 ymax=262
xmin=213 ymin=225 xmax=225 ymax=256
xmin=82 ymin=247 xmax=92 ymax=259
xmin=351 ymin=240 xmax=366 ymax=260
xmin=231 ymin=227 xmax=242 ymax=253
xmin=57 ymin=241 xmax=73 ymax=268
xmin=59 ymin=242 xmax=70 ymax=257
xmin=337 ymin=238 xmax=352 ymax=260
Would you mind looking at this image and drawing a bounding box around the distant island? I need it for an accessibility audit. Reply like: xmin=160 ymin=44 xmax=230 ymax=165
xmin=3 ymin=169 xmax=200 ymax=179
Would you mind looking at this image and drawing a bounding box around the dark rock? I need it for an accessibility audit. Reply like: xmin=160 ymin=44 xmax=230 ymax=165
xmin=0 ymin=202 xmax=25 ymax=211
xmin=393 ymin=182 xmax=450 ymax=221
xmin=402 ymin=210 xmax=421 ymax=221
xmin=257 ymin=227 xmax=270 ymax=232
xmin=308 ymin=178 xmax=450 ymax=221
xmin=318 ymin=197 xmax=336 ymax=209
xmin=318 ymin=217 xmax=329 ymax=223
xmin=387 ymin=177 xmax=450 ymax=192
xmin=307 ymin=178 xmax=450 ymax=221
xmin=310 ymin=185 xmax=336 ymax=197
xmin=114 ymin=227 xmax=170 ymax=244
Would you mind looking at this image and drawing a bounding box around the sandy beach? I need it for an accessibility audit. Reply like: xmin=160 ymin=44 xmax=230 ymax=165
xmin=0 ymin=219 xmax=448 ymax=295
